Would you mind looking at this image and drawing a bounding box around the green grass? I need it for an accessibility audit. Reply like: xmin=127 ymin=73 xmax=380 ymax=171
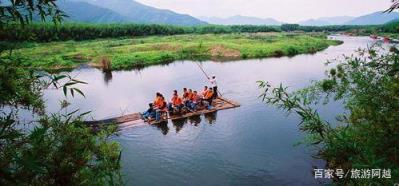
xmin=5 ymin=32 xmax=341 ymax=70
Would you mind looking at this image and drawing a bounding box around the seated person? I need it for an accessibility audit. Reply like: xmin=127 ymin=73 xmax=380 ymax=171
xmin=185 ymin=89 xmax=194 ymax=108
xmin=203 ymin=88 xmax=214 ymax=109
xmin=201 ymin=86 xmax=209 ymax=98
xmin=155 ymin=95 xmax=168 ymax=121
xmin=190 ymin=91 xmax=202 ymax=111
xmin=153 ymin=93 xmax=164 ymax=109
xmin=168 ymin=90 xmax=184 ymax=114
xmin=158 ymin=98 xmax=167 ymax=110
xmin=182 ymin=88 xmax=189 ymax=100
xmin=143 ymin=103 xmax=156 ymax=121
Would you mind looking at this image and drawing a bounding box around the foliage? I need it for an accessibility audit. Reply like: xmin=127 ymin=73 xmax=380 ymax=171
xmin=0 ymin=22 xmax=379 ymax=43
xmin=5 ymin=33 xmax=341 ymax=70
xmin=387 ymin=0 xmax=399 ymax=12
xmin=0 ymin=111 xmax=122 ymax=185
xmin=0 ymin=23 xmax=281 ymax=42
xmin=0 ymin=59 xmax=44 ymax=109
xmin=0 ymin=61 xmax=123 ymax=185
xmin=281 ymin=24 xmax=300 ymax=32
xmin=259 ymin=46 xmax=399 ymax=184
xmin=0 ymin=0 xmax=122 ymax=185
xmin=0 ymin=0 xmax=65 ymax=27
xmin=380 ymin=21 xmax=399 ymax=33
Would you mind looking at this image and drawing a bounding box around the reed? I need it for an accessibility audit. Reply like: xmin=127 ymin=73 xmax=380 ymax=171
xmin=100 ymin=57 xmax=112 ymax=72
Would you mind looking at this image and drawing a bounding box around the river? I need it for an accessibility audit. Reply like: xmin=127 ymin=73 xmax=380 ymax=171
xmin=42 ymin=36 xmax=374 ymax=185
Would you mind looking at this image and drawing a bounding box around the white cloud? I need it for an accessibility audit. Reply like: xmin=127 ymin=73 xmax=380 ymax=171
xmin=136 ymin=0 xmax=392 ymax=22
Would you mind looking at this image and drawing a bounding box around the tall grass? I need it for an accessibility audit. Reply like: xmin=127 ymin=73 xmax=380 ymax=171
xmin=7 ymin=33 xmax=341 ymax=70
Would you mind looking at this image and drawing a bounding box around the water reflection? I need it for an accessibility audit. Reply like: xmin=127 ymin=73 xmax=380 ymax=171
xmin=152 ymin=121 xmax=169 ymax=135
xmin=204 ymin=112 xmax=217 ymax=124
xmin=188 ymin=115 xmax=201 ymax=126
xmin=172 ymin=112 xmax=218 ymax=133
xmin=148 ymin=112 xmax=219 ymax=135
xmin=103 ymin=70 xmax=113 ymax=85
xmin=172 ymin=118 xmax=187 ymax=133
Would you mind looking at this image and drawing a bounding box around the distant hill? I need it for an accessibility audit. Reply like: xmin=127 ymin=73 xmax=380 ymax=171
xmin=318 ymin=16 xmax=355 ymax=25
xmin=299 ymin=16 xmax=355 ymax=26
xmin=69 ymin=0 xmax=206 ymax=26
xmin=200 ymin=15 xmax=281 ymax=25
xmin=345 ymin=11 xmax=399 ymax=25
xmin=58 ymin=1 xmax=127 ymax=23
xmin=299 ymin=19 xmax=331 ymax=26
xmin=387 ymin=18 xmax=399 ymax=24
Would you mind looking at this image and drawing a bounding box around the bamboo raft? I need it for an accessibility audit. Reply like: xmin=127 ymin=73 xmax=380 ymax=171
xmin=85 ymin=97 xmax=240 ymax=126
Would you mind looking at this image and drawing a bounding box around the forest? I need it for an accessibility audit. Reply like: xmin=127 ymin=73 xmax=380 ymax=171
xmin=1 ymin=22 xmax=392 ymax=42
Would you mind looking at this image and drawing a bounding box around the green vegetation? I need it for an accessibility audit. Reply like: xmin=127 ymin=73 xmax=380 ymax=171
xmin=259 ymin=46 xmax=399 ymax=184
xmin=0 ymin=23 xmax=280 ymax=42
xmin=6 ymin=33 xmax=340 ymax=70
xmin=343 ymin=21 xmax=399 ymax=39
xmin=1 ymin=1 xmax=122 ymax=185
xmin=1 ymin=22 xmax=376 ymax=43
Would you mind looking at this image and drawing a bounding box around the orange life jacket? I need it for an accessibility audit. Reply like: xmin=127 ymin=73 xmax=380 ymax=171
xmin=201 ymin=89 xmax=208 ymax=97
xmin=159 ymin=101 xmax=167 ymax=110
xmin=192 ymin=94 xmax=201 ymax=102
xmin=204 ymin=91 xmax=213 ymax=99
xmin=190 ymin=93 xmax=196 ymax=101
xmin=172 ymin=96 xmax=183 ymax=105
xmin=154 ymin=96 xmax=164 ymax=108
xmin=187 ymin=92 xmax=194 ymax=100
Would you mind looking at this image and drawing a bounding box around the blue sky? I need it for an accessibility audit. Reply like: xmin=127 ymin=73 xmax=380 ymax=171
xmin=136 ymin=0 xmax=392 ymax=22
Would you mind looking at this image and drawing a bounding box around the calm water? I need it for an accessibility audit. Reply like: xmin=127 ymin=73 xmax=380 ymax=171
xmin=43 ymin=36 xmax=373 ymax=185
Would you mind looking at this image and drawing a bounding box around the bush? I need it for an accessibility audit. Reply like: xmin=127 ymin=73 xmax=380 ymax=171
xmin=259 ymin=46 xmax=399 ymax=184
xmin=0 ymin=63 xmax=122 ymax=185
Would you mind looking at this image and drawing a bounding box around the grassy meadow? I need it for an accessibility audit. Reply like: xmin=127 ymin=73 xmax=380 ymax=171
xmin=7 ymin=32 xmax=341 ymax=70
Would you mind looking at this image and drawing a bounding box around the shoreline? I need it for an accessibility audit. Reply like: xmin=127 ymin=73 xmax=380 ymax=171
xmin=7 ymin=33 xmax=342 ymax=71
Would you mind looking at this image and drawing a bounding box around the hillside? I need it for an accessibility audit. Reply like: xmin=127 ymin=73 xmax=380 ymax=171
xmin=299 ymin=16 xmax=354 ymax=26
xmin=200 ymin=15 xmax=281 ymax=25
xmin=345 ymin=11 xmax=399 ymax=25
xmin=70 ymin=0 xmax=206 ymax=26
xmin=58 ymin=1 xmax=127 ymax=23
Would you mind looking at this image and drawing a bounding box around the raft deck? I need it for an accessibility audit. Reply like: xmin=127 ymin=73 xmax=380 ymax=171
xmin=85 ymin=97 xmax=240 ymax=126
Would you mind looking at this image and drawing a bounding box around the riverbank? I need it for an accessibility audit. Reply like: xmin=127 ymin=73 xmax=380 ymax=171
xmin=7 ymin=33 xmax=341 ymax=70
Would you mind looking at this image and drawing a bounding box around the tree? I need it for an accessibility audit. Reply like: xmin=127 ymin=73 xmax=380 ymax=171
xmin=260 ymin=3 xmax=399 ymax=184
xmin=0 ymin=1 xmax=122 ymax=185
xmin=281 ymin=24 xmax=299 ymax=32
xmin=387 ymin=0 xmax=399 ymax=12
xmin=259 ymin=45 xmax=399 ymax=185
xmin=0 ymin=0 xmax=65 ymax=27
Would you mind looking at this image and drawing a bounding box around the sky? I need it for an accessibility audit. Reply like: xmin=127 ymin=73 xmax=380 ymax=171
xmin=136 ymin=0 xmax=392 ymax=22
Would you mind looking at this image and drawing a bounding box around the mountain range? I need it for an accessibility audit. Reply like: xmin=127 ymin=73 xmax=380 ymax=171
xmin=56 ymin=0 xmax=399 ymax=26
xmin=200 ymin=15 xmax=281 ymax=25
xmin=201 ymin=12 xmax=399 ymax=26
xmin=298 ymin=16 xmax=355 ymax=26
xmin=345 ymin=11 xmax=399 ymax=25
xmin=59 ymin=0 xmax=206 ymax=26
xmin=59 ymin=1 xmax=127 ymax=23
xmin=297 ymin=12 xmax=399 ymax=26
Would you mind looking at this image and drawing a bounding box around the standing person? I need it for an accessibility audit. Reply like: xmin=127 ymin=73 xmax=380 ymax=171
xmin=209 ymin=75 xmax=218 ymax=99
